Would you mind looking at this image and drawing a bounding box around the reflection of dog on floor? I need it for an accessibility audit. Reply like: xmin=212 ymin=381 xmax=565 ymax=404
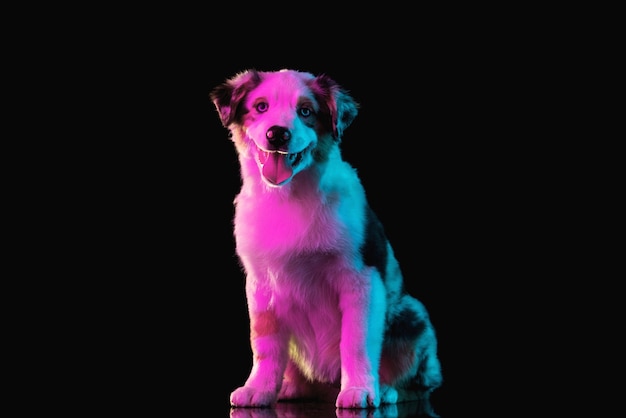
xmin=211 ymin=69 xmax=442 ymax=412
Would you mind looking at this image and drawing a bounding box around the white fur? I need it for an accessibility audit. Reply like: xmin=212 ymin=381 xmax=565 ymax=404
xmin=211 ymin=69 xmax=442 ymax=412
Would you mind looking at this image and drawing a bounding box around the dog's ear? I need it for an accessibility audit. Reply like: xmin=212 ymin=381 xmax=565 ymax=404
xmin=312 ymin=74 xmax=359 ymax=140
xmin=210 ymin=70 xmax=261 ymax=127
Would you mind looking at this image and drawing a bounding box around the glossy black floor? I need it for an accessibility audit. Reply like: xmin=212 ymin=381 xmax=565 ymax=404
xmin=212 ymin=383 xmax=450 ymax=418
xmin=223 ymin=398 xmax=441 ymax=418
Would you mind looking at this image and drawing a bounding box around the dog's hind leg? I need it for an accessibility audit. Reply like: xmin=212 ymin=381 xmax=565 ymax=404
xmin=380 ymin=294 xmax=443 ymax=395
xmin=416 ymin=343 xmax=443 ymax=392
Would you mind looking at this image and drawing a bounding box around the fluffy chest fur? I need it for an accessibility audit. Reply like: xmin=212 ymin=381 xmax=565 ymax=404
xmin=234 ymin=153 xmax=366 ymax=258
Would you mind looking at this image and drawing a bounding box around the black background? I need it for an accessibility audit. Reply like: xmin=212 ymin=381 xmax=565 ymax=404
xmin=81 ymin=21 xmax=559 ymax=416
xmin=186 ymin=55 xmax=522 ymax=416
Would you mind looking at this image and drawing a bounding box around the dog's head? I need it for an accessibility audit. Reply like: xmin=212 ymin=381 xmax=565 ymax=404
xmin=210 ymin=69 xmax=359 ymax=187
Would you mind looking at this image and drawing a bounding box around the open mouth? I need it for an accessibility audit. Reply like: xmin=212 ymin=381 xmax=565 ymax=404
xmin=258 ymin=148 xmax=304 ymax=185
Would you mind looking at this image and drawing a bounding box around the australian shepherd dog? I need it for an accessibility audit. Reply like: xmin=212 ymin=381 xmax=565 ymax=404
xmin=210 ymin=69 xmax=442 ymax=413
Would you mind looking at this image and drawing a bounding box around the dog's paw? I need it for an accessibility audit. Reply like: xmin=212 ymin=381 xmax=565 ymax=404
xmin=380 ymin=385 xmax=398 ymax=404
xmin=230 ymin=386 xmax=277 ymax=407
xmin=336 ymin=387 xmax=379 ymax=409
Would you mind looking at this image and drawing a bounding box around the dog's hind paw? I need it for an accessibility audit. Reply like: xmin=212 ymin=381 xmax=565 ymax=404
xmin=336 ymin=387 xmax=379 ymax=409
xmin=380 ymin=385 xmax=398 ymax=404
xmin=278 ymin=382 xmax=316 ymax=401
xmin=230 ymin=386 xmax=277 ymax=407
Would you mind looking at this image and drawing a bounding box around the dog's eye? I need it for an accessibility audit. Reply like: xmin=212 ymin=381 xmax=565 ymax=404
xmin=299 ymin=107 xmax=313 ymax=117
xmin=255 ymin=102 xmax=269 ymax=113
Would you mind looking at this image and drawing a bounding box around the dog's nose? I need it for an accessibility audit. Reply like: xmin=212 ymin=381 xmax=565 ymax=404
xmin=266 ymin=126 xmax=291 ymax=148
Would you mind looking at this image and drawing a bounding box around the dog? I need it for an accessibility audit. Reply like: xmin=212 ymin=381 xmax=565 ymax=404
xmin=210 ymin=69 xmax=442 ymax=412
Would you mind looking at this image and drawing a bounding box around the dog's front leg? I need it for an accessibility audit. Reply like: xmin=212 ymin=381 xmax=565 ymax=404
xmin=230 ymin=288 xmax=288 ymax=407
xmin=336 ymin=269 xmax=387 ymax=409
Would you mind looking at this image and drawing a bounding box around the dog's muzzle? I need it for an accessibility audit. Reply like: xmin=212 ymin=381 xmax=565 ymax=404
xmin=258 ymin=126 xmax=302 ymax=185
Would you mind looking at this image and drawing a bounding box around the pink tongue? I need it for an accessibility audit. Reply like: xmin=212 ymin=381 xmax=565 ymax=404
xmin=263 ymin=152 xmax=292 ymax=185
